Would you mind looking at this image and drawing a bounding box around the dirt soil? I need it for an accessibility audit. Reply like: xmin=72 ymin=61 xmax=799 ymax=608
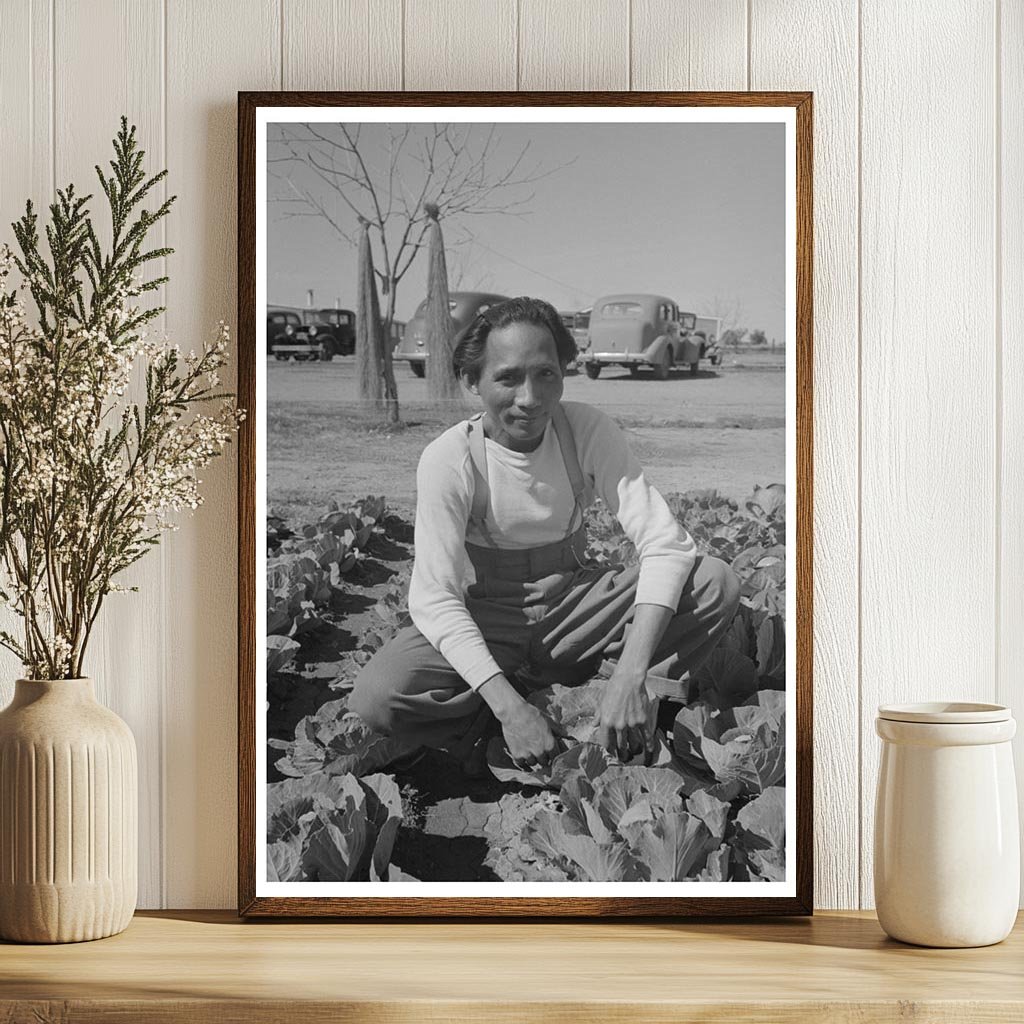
xmin=267 ymin=356 xmax=786 ymax=524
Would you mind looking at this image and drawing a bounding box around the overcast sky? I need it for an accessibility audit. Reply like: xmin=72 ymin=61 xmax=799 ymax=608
xmin=267 ymin=121 xmax=786 ymax=342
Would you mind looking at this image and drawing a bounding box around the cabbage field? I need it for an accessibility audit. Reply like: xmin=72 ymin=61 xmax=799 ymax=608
xmin=265 ymin=486 xmax=787 ymax=884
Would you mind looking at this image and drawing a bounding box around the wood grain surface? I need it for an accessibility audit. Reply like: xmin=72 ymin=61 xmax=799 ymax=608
xmin=1 ymin=910 xmax=1023 ymax=1023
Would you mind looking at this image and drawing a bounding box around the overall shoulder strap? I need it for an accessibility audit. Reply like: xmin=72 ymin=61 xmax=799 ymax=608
xmin=550 ymin=403 xmax=585 ymax=503
xmin=465 ymin=414 xmax=492 ymax=534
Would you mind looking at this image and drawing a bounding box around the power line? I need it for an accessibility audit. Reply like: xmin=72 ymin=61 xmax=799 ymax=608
xmin=464 ymin=237 xmax=589 ymax=301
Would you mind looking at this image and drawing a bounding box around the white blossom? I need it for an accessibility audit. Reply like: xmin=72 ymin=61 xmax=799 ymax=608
xmin=0 ymin=243 xmax=242 ymax=678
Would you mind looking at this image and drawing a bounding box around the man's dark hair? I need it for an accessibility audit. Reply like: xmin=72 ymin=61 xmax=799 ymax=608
xmin=452 ymin=296 xmax=579 ymax=385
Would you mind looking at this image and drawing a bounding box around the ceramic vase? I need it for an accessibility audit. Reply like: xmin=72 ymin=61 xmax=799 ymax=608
xmin=0 ymin=678 xmax=137 ymax=943
xmin=874 ymin=702 xmax=1019 ymax=947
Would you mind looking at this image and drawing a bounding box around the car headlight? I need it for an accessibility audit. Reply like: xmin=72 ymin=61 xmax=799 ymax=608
xmin=285 ymin=325 xmax=294 ymax=336
xmin=308 ymin=325 xmax=318 ymax=336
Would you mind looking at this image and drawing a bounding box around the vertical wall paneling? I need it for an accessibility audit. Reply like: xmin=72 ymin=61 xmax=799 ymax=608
xmin=750 ymin=0 xmax=860 ymax=910
xmin=164 ymin=0 xmax=280 ymax=907
xmin=0 ymin=0 xmax=51 ymax=226
xmin=0 ymin=1 xmax=54 ymax=699
xmin=1000 ymin=0 xmax=1024 ymax=899
xmin=518 ymin=0 xmax=629 ymax=90
xmin=282 ymin=0 xmax=402 ymax=91
xmin=53 ymin=0 xmax=166 ymax=908
xmin=403 ymin=0 xmax=516 ymax=90
xmin=860 ymin=0 xmax=997 ymax=908
xmin=1 ymin=0 xmax=1018 ymax=912
xmin=630 ymin=0 xmax=746 ymax=90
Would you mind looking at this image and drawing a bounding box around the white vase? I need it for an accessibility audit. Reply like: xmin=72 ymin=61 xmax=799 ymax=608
xmin=0 ymin=678 xmax=137 ymax=943
xmin=874 ymin=702 xmax=1019 ymax=947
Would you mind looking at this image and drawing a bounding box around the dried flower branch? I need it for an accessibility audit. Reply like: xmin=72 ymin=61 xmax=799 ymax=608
xmin=0 ymin=117 xmax=242 ymax=679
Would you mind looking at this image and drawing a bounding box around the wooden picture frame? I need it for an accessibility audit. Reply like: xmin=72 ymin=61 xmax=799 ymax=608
xmin=238 ymin=91 xmax=813 ymax=917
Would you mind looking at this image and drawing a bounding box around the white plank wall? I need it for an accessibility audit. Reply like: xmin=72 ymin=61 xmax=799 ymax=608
xmin=519 ymin=0 xmax=629 ymax=90
xmin=0 ymin=0 xmax=1017 ymax=910
xmin=750 ymin=0 xmax=860 ymax=912
xmin=859 ymin=0 xmax=998 ymax=909
xmin=162 ymin=0 xmax=280 ymax=908
xmin=0 ymin=3 xmax=52 ymax=692
xmin=1002 ymin=0 xmax=1024 ymax=898
xmin=52 ymin=0 xmax=168 ymax=910
xmin=631 ymin=0 xmax=746 ymax=92
xmin=283 ymin=0 xmax=402 ymax=90
xmin=404 ymin=0 xmax=517 ymax=90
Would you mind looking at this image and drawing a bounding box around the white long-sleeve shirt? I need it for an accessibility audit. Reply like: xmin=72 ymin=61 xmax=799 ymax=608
xmin=408 ymin=401 xmax=697 ymax=689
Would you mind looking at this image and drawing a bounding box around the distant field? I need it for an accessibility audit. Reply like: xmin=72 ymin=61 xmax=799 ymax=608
xmin=267 ymin=359 xmax=786 ymax=526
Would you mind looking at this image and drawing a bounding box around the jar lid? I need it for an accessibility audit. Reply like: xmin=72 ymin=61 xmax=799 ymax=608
xmin=877 ymin=701 xmax=1011 ymax=724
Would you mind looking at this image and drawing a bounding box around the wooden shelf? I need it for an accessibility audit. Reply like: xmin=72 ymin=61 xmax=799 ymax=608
xmin=2 ymin=910 xmax=1022 ymax=1022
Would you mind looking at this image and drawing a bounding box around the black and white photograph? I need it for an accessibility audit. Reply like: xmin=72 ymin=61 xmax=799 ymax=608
xmin=243 ymin=97 xmax=809 ymax=914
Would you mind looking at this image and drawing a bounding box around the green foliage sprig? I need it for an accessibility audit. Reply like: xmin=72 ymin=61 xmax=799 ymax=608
xmin=0 ymin=117 xmax=242 ymax=679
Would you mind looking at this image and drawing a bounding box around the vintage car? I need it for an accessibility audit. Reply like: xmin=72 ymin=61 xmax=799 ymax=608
xmin=581 ymin=293 xmax=701 ymax=379
xmin=302 ymin=308 xmax=356 ymax=357
xmin=693 ymin=314 xmax=723 ymax=366
xmin=572 ymin=307 xmax=592 ymax=350
xmin=394 ymin=291 xmax=509 ymax=377
xmin=267 ymin=305 xmax=345 ymax=363
xmin=266 ymin=307 xmax=305 ymax=355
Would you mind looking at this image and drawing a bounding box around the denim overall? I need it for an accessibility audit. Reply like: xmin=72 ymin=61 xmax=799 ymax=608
xmin=349 ymin=406 xmax=741 ymax=752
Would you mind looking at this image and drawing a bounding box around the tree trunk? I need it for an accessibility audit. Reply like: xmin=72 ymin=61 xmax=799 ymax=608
xmin=356 ymin=223 xmax=399 ymax=423
xmin=381 ymin=278 xmax=400 ymax=424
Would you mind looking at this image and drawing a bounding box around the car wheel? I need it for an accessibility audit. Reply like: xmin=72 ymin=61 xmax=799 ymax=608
xmin=628 ymin=365 xmax=641 ymax=378
xmin=689 ymin=361 xmax=699 ymax=376
xmin=653 ymin=351 xmax=671 ymax=381
xmin=320 ymin=342 xmax=335 ymax=362
xmin=274 ymin=354 xmax=289 ymax=361
xmin=411 ymin=363 xmax=426 ymax=378
xmin=584 ymin=362 xmax=601 ymax=380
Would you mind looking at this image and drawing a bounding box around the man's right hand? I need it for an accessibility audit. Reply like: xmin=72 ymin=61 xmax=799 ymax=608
xmin=478 ymin=671 xmax=561 ymax=769
xmin=499 ymin=701 xmax=561 ymax=769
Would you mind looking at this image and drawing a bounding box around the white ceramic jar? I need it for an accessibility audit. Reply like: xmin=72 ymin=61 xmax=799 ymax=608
xmin=874 ymin=702 xmax=1019 ymax=947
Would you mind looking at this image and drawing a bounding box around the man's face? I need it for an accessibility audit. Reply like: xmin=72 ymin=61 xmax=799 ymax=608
xmin=472 ymin=321 xmax=564 ymax=452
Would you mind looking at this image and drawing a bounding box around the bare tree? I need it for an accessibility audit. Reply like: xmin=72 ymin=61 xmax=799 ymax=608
xmin=445 ymin=235 xmax=495 ymax=294
xmin=269 ymin=123 xmax=561 ymax=415
xmin=701 ymin=294 xmax=746 ymax=333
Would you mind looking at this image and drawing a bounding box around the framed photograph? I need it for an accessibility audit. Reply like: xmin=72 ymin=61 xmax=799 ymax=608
xmin=238 ymin=91 xmax=812 ymax=916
